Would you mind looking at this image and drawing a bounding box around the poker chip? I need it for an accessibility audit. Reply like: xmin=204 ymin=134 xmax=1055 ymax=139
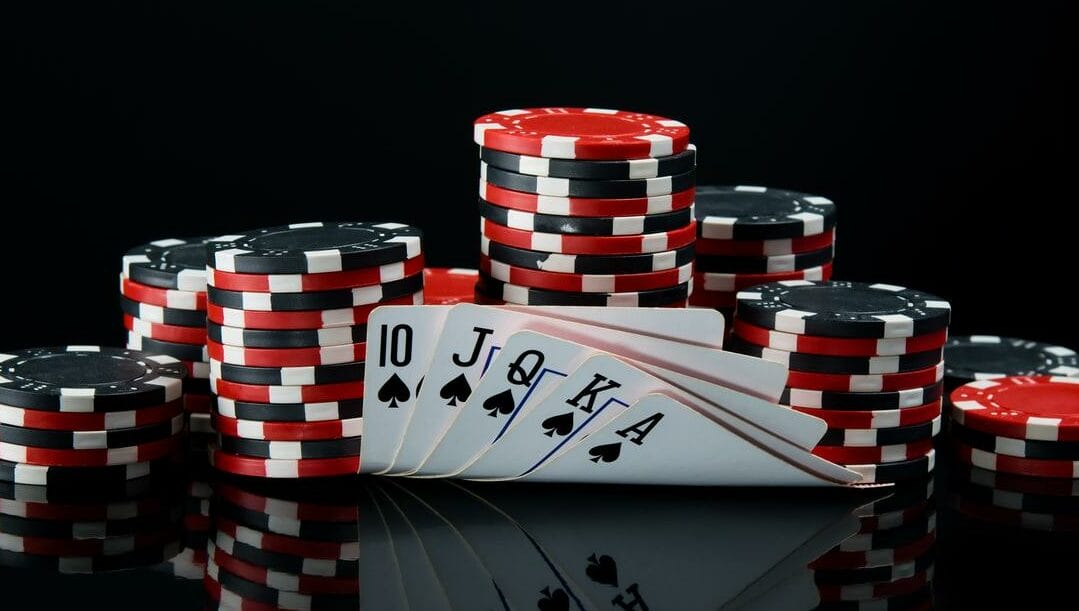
xmin=208 ymin=560 xmax=357 ymax=610
xmin=214 ymin=530 xmax=358 ymax=576
xmin=475 ymin=274 xmax=690 ymax=307
xmin=207 ymin=254 xmax=425 ymax=293
xmin=474 ymin=108 xmax=690 ymax=160
xmin=695 ymin=244 xmax=834 ymax=274
xmin=480 ymin=144 xmax=697 ymax=180
xmin=123 ymin=314 xmax=207 ymax=345
xmin=122 ymin=237 xmax=212 ymax=292
xmin=422 ymin=267 xmax=479 ymax=305
xmin=207 ymin=292 xmax=421 ymax=330
xmin=127 ymin=332 xmax=208 ymax=363
xmin=0 ymin=346 xmax=186 ymax=412
xmin=949 ymin=376 xmax=1079 ymax=441
xmin=478 ymin=198 xmax=694 ymax=235
xmin=845 ymin=449 xmax=937 ymax=484
xmin=208 ymin=541 xmax=358 ymax=594
xmin=780 ymin=382 xmax=945 ymax=410
xmin=0 ymin=458 xmax=175 ymax=486
xmin=786 ymin=361 xmax=945 ymax=393
xmin=210 ymin=360 xmax=365 ymax=386
xmin=119 ymin=275 xmax=206 ymax=310
xmin=206 ymin=273 xmax=423 ymax=312
xmin=207 ymin=339 xmax=366 ymax=368
xmin=734 ymin=321 xmax=948 ymax=358
xmin=0 ymin=433 xmax=183 ymax=467
xmin=214 ymin=415 xmax=363 ymax=441
xmin=695 ymin=229 xmax=835 ymax=257
xmin=812 ymin=439 xmax=935 ymax=465
xmin=726 ymin=336 xmax=944 ymax=375
xmin=119 ymin=295 xmax=206 ymax=327
xmin=695 ymin=185 xmax=837 ymax=240
xmin=481 ymin=218 xmax=697 ymax=255
xmin=481 ymin=161 xmax=696 ymax=198
xmin=944 ymin=336 xmax=1079 ymax=383
xmin=480 ymin=181 xmax=696 ymax=217
xmin=214 ymin=516 xmax=359 ymax=558
xmin=954 ymin=439 xmax=1079 ymax=478
xmin=207 ymin=321 xmax=366 ymax=349
xmin=693 ymin=263 xmax=833 ymax=293
xmin=217 ymin=435 xmax=361 ymax=460
xmin=207 ymin=222 xmax=423 ymax=274
xmin=216 ymin=398 xmax=363 ymax=423
xmin=735 ymin=281 xmax=951 ymax=339
xmin=480 ymin=255 xmax=693 ymax=293
xmin=791 ymin=400 xmax=942 ymax=429
xmin=952 ymin=421 xmax=1079 ymax=460
xmin=0 ymin=400 xmax=182 ymax=431
xmin=817 ymin=417 xmax=941 ymax=447
xmin=0 ymin=414 xmax=183 ymax=450
xmin=482 ymin=236 xmax=696 ymax=274
xmin=211 ymin=449 xmax=362 ymax=478
xmin=210 ymin=377 xmax=365 ymax=404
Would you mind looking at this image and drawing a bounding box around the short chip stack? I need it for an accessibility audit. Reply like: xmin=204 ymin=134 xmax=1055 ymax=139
xmin=691 ymin=186 xmax=836 ymax=322
xmin=473 ymin=107 xmax=697 ymax=307
xmin=121 ymin=238 xmax=215 ymax=440
xmin=204 ymin=222 xmax=424 ymax=478
xmin=731 ymin=281 xmax=951 ymax=483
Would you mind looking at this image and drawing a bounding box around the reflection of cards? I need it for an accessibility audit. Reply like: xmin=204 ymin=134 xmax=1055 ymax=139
xmin=361 ymin=304 xmax=864 ymax=486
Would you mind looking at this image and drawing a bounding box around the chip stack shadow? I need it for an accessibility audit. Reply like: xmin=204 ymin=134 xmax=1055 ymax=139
xmin=203 ymin=222 xmax=424 ymax=478
xmin=473 ymin=107 xmax=697 ymax=307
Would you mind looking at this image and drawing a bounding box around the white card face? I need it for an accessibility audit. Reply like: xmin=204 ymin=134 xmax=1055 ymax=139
xmin=361 ymin=306 xmax=452 ymax=474
xmin=371 ymin=486 xmax=454 ymax=611
xmin=357 ymin=487 xmax=412 ymax=611
xmin=389 ymin=303 xmax=727 ymax=475
xmin=522 ymin=393 xmax=850 ymax=486
xmin=505 ymin=305 xmax=727 ymax=346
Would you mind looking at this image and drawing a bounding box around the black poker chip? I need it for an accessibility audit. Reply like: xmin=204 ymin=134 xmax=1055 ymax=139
xmin=217 ymin=435 xmax=362 ymax=460
xmin=952 ymin=422 xmax=1079 ymax=460
xmin=727 ymin=336 xmax=944 ymax=375
xmin=480 ymin=145 xmax=697 ymax=180
xmin=213 ymin=530 xmax=358 ymax=577
xmin=211 ymin=498 xmax=359 ymax=541
xmin=694 ymin=185 xmax=837 ymax=240
xmin=122 ymin=237 xmax=213 ymax=292
xmin=482 ymin=237 xmax=696 ymax=275
xmin=207 ymin=321 xmax=368 ymax=349
xmin=694 ymin=245 xmax=834 ymax=274
xmin=817 ymin=417 xmax=941 ymax=447
xmin=206 ymin=273 xmax=423 ymax=312
xmin=211 ymin=360 xmax=366 ymax=386
xmin=0 ymin=414 xmax=182 ymax=450
xmin=944 ymin=335 xmax=1079 ymax=383
xmin=478 ymin=198 xmax=694 ymax=236
xmin=475 ymin=274 xmax=689 ymax=307
xmin=215 ymin=398 xmax=364 ymax=423
xmin=846 ymin=450 xmax=936 ymax=484
xmin=735 ymin=281 xmax=952 ymax=339
xmin=206 ymin=222 xmax=423 ymax=275
xmin=481 ymin=162 xmax=696 ymax=198
xmin=119 ymin=296 xmax=207 ymax=328
xmin=0 ymin=458 xmax=178 ymax=487
xmin=127 ymin=332 xmax=208 ymax=363
xmin=0 ymin=346 xmax=186 ymax=412
xmin=780 ymin=382 xmax=945 ymax=411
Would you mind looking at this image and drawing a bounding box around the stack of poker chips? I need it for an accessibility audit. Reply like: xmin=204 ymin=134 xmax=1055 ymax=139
xmin=811 ymin=478 xmax=937 ymax=607
xmin=473 ymin=107 xmax=697 ymax=307
xmin=691 ymin=186 xmax=836 ymax=322
xmin=731 ymin=281 xmax=951 ymax=483
xmin=121 ymin=238 xmax=215 ymax=441
xmin=203 ymin=222 xmax=424 ymax=479
xmin=203 ymin=479 xmax=359 ymax=608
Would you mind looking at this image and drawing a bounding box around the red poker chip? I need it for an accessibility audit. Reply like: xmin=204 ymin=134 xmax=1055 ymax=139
xmin=208 ymin=542 xmax=358 ymax=595
xmin=210 ymin=450 xmax=362 ymax=480
xmin=474 ymin=107 xmax=690 ymax=160
xmin=119 ymin=275 xmax=206 ymax=310
xmin=481 ymin=218 xmax=697 ymax=255
xmin=423 ymin=267 xmax=479 ymax=305
xmin=693 ymin=263 xmax=833 ymax=293
xmin=0 ymin=434 xmax=183 ymax=467
xmin=480 ymin=255 xmax=692 ymax=293
xmin=210 ymin=377 xmax=364 ymax=404
xmin=793 ymin=400 xmax=942 ymax=429
xmin=207 ymin=254 xmax=424 ymax=293
xmin=214 ymin=482 xmax=359 ymax=522
xmin=953 ymin=440 xmax=1079 ymax=478
xmin=694 ymin=230 xmax=835 ymax=257
xmin=212 ymin=515 xmax=358 ymax=558
xmin=0 ymin=400 xmax=183 ymax=431
xmin=481 ymin=181 xmax=695 ymax=217
xmin=206 ymin=339 xmax=366 ymax=368
xmin=213 ymin=414 xmax=363 ymax=441
xmin=812 ymin=439 xmax=935 ymax=465
xmin=123 ymin=314 xmax=208 ymax=346
xmin=810 ymin=531 xmax=937 ymax=571
xmin=786 ymin=362 xmax=945 ymax=393
xmin=950 ymin=375 xmax=1079 ymax=441
xmin=206 ymin=292 xmax=421 ymax=330
xmin=733 ymin=321 xmax=947 ymax=358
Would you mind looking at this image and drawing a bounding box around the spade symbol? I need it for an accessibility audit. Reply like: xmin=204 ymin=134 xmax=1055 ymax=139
xmin=588 ymin=442 xmax=621 ymax=463
xmin=439 ymin=374 xmax=471 ymax=407
xmin=482 ymin=389 xmax=516 ymax=418
xmin=586 ymin=553 xmax=619 ymax=587
xmin=541 ymin=412 xmax=574 ymax=437
xmin=377 ymin=374 xmax=410 ymax=408
xmin=537 ymin=586 xmax=569 ymax=611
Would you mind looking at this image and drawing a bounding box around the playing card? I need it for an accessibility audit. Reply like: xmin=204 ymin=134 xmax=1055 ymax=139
xmin=357 ymin=486 xmax=410 ymax=611
xmin=361 ymin=305 xmax=452 ymax=474
xmin=370 ymin=485 xmax=454 ymax=611
xmin=521 ymin=393 xmax=856 ymax=486
xmin=388 ymin=304 xmax=733 ymax=475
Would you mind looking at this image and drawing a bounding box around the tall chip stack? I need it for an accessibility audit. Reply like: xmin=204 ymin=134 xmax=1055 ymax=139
xmin=691 ymin=186 xmax=836 ymax=324
xmin=121 ymin=238 xmax=215 ymax=446
xmin=473 ymin=107 xmax=697 ymax=307
xmin=730 ymin=281 xmax=950 ymax=484
xmin=203 ymin=222 xmax=424 ymax=478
